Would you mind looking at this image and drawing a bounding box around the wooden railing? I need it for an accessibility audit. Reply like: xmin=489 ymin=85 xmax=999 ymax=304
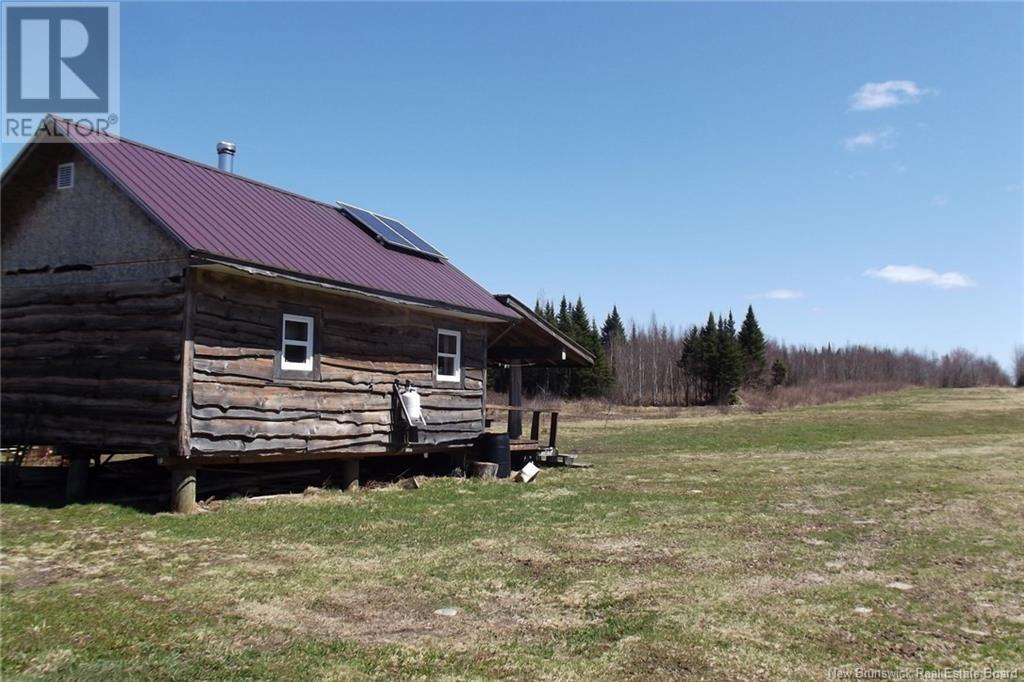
xmin=484 ymin=405 xmax=560 ymax=449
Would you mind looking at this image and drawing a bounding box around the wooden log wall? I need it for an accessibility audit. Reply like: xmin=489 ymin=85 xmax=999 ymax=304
xmin=186 ymin=270 xmax=488 ymax=460
xmin=0 ymin=278 xmax=186 ymax=455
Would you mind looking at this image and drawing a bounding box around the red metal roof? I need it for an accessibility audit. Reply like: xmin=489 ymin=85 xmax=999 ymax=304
xmin=53 ymin=119 xmax=515 ymax=319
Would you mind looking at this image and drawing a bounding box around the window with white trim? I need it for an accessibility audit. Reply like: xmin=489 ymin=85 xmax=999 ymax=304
xmin=57 ymin=163 xmax=74 ymax=189
xmin=436 ymin=329 xmax=461 ymax=382
xmin=280 ymin=314 xmax=314 ymax=371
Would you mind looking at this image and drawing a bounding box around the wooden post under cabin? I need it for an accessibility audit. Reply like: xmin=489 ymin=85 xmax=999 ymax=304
xmin=65 ymin=457 xmax=90 ymax=503
xmin=508 ymin=364 xmax=523 ymax=439
xmin=171 ymin=467 xmax=198 ymax=514
xmin=342 ymin=459 xmax=359 ymax=492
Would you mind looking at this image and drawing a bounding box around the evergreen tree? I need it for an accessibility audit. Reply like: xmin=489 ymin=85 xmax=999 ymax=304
xmin=715 ymin=312 xmax=744 ymax=404
xmin=600 ymin=305 xmax=627 ymax=379
xmin=564 ymin=298 xmax=611 ymax=397
xmin=572 ymin=318 xmax=613 ymax=397
xmin=571 ymin=297 xmax=589 ymax=335
xmin=699 ymin=312 xmax=719 ymax=404
xmin=737 ymin=305 xmax=767 ymax=386
xmin=521 ymin=295 xmax=613 ymax=399
xmin=770 ymin=359 xmax=788 ymax=387
xmin=600 ymin=306 xmax=626 ymax=348
xmin=681 ymin=311 xmax=745 ymax=405
xmin=557 ymin=296 xmax=571 ymax=333
xmin=677 ymin=325 xmax=704 ymax=405
xmin=543 ymin=301 xmax=556 ymax=324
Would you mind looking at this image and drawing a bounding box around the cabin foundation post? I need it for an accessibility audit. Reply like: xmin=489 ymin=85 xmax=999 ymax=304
xmin=318 ymin=462 xmax=337 ymax=488
xmin=65 ymin=457 xmax=90 ymax=504
xmin=171 ymin=466 xmax=198 ymax=514
xmin=508 ymin=364 xmax=523 ymax=439
xmin=342 ymin=459 xmax=359 ymax=492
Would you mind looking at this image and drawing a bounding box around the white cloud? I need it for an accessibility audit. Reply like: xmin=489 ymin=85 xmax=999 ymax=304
xmin=931 ymin=194 xmax=949 ymax=207
xmin=752 ymin=289 xmax=806 ymax=300
xmin=849 ymin=81 xmax=935 ymax=111
xmin=844 ymin=128 xmax=896 ymax=151
xmin=863 ymin=265 xmax=975 ymax=289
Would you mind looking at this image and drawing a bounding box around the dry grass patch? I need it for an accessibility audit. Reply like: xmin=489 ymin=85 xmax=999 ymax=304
xmin=2 ymin=388 xmax=1023 ymax=679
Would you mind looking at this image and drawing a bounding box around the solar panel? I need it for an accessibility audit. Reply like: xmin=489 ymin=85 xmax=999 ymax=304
xmin=337 ymin=202 xmax=446 ymax=260
xmin=376 ymin=215 xmax=445 ymax=259
xmin=337 ymin=203 xmax=411 ymax=248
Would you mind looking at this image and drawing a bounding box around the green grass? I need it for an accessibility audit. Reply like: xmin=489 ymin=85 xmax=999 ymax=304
xmin=2 ymin=387 xmax=1023 ymax=680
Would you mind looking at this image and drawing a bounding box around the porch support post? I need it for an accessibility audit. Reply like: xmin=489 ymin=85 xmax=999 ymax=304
xmin=508 ymin=364 xmax=522 ymax=439
xmin=65 ymin=457 xmax=90 ymax=504
xmin=342 ymin=459 xmax=360 ymax=492
xmin=171 ymin=467 xmax=198 ymax=514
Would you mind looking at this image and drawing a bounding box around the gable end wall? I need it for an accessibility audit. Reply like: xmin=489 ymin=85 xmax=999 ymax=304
xmin=1 ymin=140 xmax=189 ymax=455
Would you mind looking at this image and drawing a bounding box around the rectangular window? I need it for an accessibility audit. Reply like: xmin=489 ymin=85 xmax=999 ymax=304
xmin=280 ymin=313 xmax=314 ymax=371
xmin=436 ymin=329 xmax=461 ymax=382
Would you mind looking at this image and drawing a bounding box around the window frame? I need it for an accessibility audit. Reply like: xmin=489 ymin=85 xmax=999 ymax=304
xmin=435 ymin=329 xmax=462 ymax=383
xmin=57 ymin=162 xmax=74 ymax=190
xmin=279 ymin=313 xmax=315 ymax=373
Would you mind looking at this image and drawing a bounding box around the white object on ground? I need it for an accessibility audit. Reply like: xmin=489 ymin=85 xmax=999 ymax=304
xmin=515 ymin=462 xmax=540 ymax=483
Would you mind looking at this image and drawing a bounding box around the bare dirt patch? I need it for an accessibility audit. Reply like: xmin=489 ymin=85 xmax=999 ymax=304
xmin=239 ymin=582 xmax=589 ymax=647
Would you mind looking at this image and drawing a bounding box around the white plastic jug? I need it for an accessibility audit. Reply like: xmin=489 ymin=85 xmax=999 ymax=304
xmin=400 ymin=387 xmax=424 ymax=424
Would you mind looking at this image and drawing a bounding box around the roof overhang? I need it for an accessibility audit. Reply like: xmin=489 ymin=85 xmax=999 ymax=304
xmin=489 ymin=294 xmax=596 ymax=367
xmin=1 ymin=121 xmax=63 ymax=188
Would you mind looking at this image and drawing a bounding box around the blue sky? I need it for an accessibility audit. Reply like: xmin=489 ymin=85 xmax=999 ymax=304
xmin=3 ymin=2 xmax=1021 ymax=366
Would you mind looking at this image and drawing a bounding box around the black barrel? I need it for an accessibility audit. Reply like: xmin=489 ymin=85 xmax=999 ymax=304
xmin=477 ymin=433 xmax=511 ymax=479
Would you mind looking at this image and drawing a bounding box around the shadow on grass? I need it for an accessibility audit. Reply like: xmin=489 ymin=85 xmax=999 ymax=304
xmin=0 ymin=452 xmax=474 ymax=514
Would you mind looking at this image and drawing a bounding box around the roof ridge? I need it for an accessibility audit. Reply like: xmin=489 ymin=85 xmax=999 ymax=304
xmin=51 ymin=115 xmax=343 ymax=212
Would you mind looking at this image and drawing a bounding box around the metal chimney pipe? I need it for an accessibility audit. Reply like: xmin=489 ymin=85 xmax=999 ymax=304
xmin=216 ymin=141 xmax=236 ymax=173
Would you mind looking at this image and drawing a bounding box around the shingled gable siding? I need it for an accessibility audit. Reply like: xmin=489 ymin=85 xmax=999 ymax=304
xmin=1 ymin=143 xmax=189 ymax=455
xmin=186 ymin=269 xmax=488 ymax=459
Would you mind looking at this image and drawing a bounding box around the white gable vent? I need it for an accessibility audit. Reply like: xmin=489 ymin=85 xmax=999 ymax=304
xmin=57 ymin=163 xmax=74 ymax=190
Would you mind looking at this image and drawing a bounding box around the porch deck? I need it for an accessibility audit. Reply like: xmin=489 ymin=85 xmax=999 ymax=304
xmin=485 ymin=404 xmax=560 ymax=451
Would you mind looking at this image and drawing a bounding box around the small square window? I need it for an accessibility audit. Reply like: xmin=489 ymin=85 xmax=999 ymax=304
xmin=436 ymin=329 xmax=461 ymax=382
xmin=281 ymin=314 xmax=314 ymax=371
xmin=57 ymin=163 xmax=74 ymax=190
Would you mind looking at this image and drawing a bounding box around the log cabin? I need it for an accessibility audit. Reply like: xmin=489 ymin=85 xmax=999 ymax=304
xmin=1 ymin=116 xmax=593 ymax=511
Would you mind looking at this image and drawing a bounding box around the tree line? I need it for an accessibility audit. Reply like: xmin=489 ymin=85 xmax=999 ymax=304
xmin=492 ymin=294 xmax=1012 ymax=406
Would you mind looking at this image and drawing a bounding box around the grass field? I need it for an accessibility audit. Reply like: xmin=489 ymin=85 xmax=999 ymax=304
xmin=2 ymin=388 xmax=1022 ymax=680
